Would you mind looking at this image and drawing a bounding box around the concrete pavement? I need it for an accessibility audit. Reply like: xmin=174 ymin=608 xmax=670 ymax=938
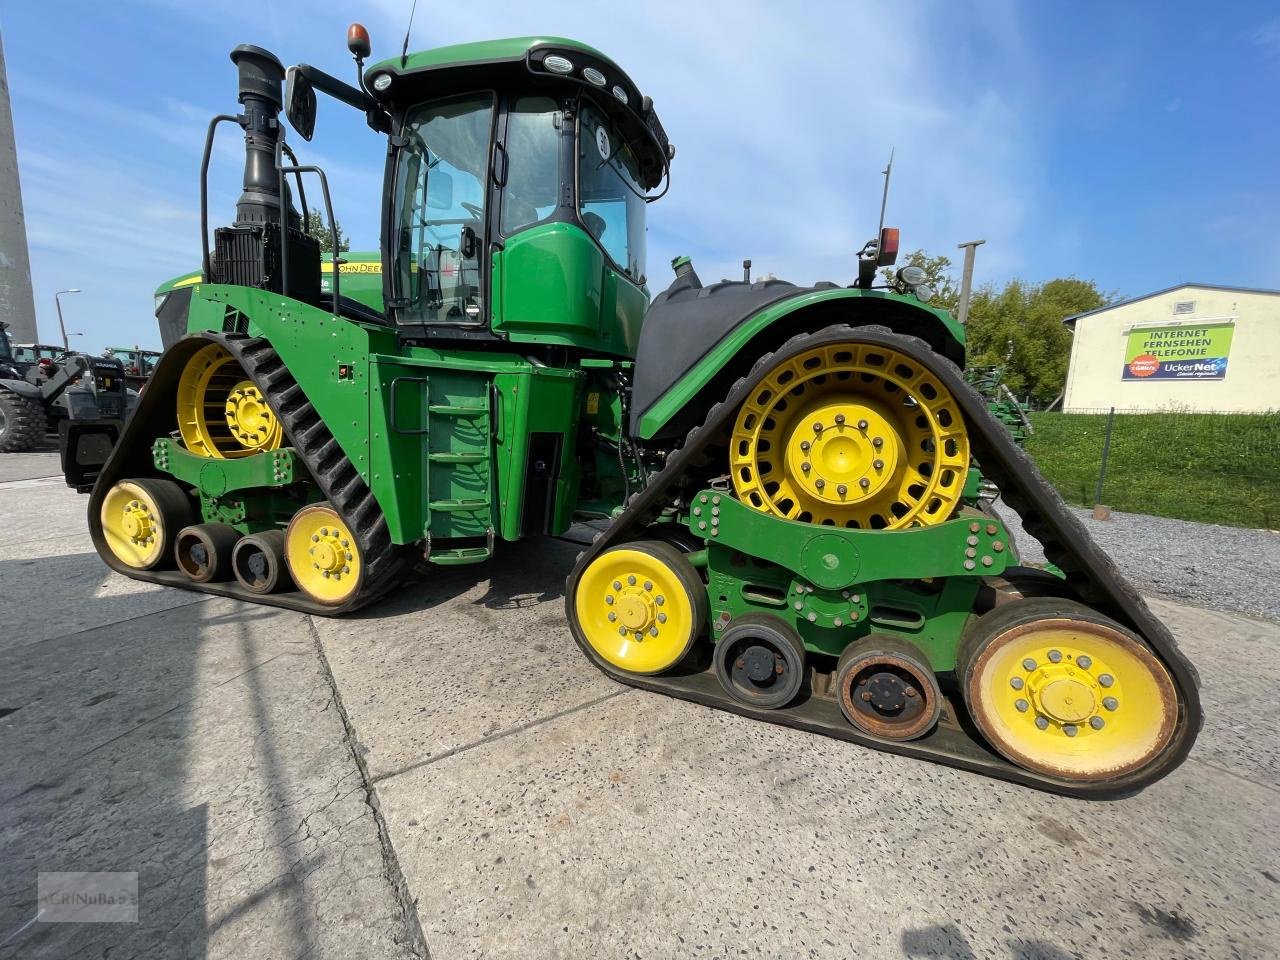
xmin=2 ymin=448 xmax=1278 ymax=959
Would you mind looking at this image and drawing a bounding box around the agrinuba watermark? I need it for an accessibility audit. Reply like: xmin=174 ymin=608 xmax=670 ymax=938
xmin=37 ymin=872 xmax=138 ymax=923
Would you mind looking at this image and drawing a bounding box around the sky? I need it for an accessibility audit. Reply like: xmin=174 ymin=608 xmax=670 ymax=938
xmin=2 ymin=0 xmax=1278 ymax=348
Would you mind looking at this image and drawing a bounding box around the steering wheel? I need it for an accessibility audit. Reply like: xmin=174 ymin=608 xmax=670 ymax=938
xmin=461 ymin=201 xmax=483 ymax=219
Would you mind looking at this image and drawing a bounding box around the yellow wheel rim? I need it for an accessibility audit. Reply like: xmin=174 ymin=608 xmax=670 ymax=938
xmin=968 ymin=619 xmax=1177 ymax=780
xmin=101 ymin=480 xmax=168 ymax=569
xmin=575 ymin=546 xmax=699 ymax=675
xmin=730 ymin=341 xmax=969 ymax=529
xmin=285 ymin=504 xmax=362 ymax=605
xmin=177 ymin=343 xmax=283 ymax=458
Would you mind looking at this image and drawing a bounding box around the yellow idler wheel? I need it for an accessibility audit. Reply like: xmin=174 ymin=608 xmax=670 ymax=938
xmin=960 ymin=598 xmax=1178 ymax=781
xmin=100 ymin=478 xmax=194 ymax=570
xmin=177 ymin=342 xmax=283 ymax=458
xmin=285 ymin=503 xmax=362 ymax=606
xmin=730 ymin=339 xmax=970 ymax=529
xmin=573 ymin=540 xmax=707 ymax=675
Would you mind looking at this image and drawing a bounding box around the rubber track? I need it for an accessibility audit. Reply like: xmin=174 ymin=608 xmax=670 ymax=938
xmin=565 ymin=324 xmax=1203 ymax=799
xmin=85 ymin=332 xmax=405 ymax=615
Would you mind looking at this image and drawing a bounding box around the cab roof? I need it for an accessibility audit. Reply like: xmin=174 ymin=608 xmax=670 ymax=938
xmin=365 ymin=36 xmax=670 ymax=190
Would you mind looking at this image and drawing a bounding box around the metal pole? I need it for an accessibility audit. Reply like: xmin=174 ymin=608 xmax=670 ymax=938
xmin=54 ymin=288 xmax=80 ymax=351
xmin=1094 ymin=406 xmax=1116 ymax=507
xmin=956 ymin=239 xmax=985 ymax=325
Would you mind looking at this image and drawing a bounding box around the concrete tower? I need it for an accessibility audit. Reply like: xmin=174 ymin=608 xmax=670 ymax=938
xmin=0 ymin=28 xmax=38 ymax=342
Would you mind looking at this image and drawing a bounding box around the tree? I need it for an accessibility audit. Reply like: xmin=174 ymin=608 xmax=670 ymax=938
xmin=965 ymin=277 xmax=1109 ymax=406
xmin=304 ymin=210 xmax=350 ymax=253
xmin=884 ymin=250 xmax=1110 ymax=407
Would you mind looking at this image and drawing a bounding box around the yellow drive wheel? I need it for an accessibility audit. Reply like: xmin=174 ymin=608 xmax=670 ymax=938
xmin=177 ymin=342 xmax=283 ymax=458
xmin=100 ymin=478 xmax=194 ymax=570
xmin=730 ymin=339 xmax=969 ymax=529
xmin=573 ymin=540 xmax=707 ymax=675
xmin=285 ymin=504 xmax=362 ymax=606
xmin=960 ymin=598 xmax=1178 ymax=781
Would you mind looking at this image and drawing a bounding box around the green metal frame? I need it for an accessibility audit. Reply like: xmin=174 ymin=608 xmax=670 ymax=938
xmin=684 ymin=490 xmax=1011 ymax=669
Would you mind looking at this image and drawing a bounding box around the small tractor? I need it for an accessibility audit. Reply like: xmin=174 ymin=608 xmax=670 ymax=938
xmin=64 ymin=29 xmax=1200 ymax=797
xmin=0 ymin=323 xmax=133 ymax=453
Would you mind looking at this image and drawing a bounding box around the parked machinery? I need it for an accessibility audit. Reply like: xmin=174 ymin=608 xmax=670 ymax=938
xmin=0 ymin=324 xmax=131 ymax=452
xmin=64 ymin=30 xmax=1200 ymax=797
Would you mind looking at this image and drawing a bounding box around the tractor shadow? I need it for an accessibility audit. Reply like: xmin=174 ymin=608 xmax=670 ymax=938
xmin=351 ymin=533 xmax=584 ymax=621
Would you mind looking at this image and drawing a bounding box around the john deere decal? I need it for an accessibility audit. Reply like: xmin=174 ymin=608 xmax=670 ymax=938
xmin=1122 ymin=323 xmax=1234 ymax=381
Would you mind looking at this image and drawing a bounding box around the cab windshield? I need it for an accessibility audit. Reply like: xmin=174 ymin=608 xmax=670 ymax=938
xmin=578 ymin=102 xmax=646 ymax=283
xmin=392 ymin=94 xmax=494 ymax=325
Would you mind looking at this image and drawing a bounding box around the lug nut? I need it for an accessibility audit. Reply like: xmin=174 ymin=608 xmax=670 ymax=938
xmin=859 ymin=478 xmax=870 ymax=489
xmin=1048 ymin=649 xmax=1063 ymax=663
xmin=837 ymin=484 xmax=847 ymax=496
xmin=644 ymin=580 xmax=653 ymax=591
xmin=815 ymin=479 xmax=825 ymax=489
xmin=1015 ymin=699 xmax=1029 ymax=712
xmin=613 ymin=580 xmax=622 ymax=590
xmin=627 ymin=575 xmax=637 ymax=585
xmin=605 ymin=596 xmax=614 ymax=605
xmin=872 ymin=437 xmax=884 ymax=448
xmin=800 ymin=440 xmax=811 ymax=452
xmin=813 ymin=423 xmax=823 ymax=434
xmin=834 ymin=413 xmax=845 ymax=425
xmin=1010 ymin=677 xmax=1024 ymax=690
xmin=657 ymin=613 xmax=667 ymax=623
xmin=1022 ymin=658 xmax=1036 ymax=671
xmin=802 ymin=463 xmax=811 ymax=473
xmin=1090 ymin=716 xmax=1105 ymax=730
xmin=1103 ymin=696 xmax=1118 ymax=711
xmin=1076 ymin=655 xmax=1092 ymax=670
xmin=608 ymin=612 xmax=617 ymax=622
xmin=1035 ymin=716 xmax=1049 ymax=730
xmin=1098 ymin=674 xmax=1114 ymax=687
xmin=857 ymin=419 xmax=869 ymax=430
xmin=619 ymin=626 xmax=628 ymax=636
xmin=649 ymin=627 xmax=659 ymax=637
xmin=655 ymin=596 xmax=665 ymax=605
xmin=873 ymin=459 xmax=884 ymax=470
xmin=1063 ymin=724 xmax=1078 ymax=737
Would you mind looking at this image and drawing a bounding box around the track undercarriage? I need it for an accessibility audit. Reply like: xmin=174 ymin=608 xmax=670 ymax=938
xmin=565 ymin=324 xmax=1201 ymax=799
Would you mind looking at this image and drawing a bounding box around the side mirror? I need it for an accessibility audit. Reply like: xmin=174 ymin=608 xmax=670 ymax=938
xmin=284 ymin=66 xmax=317 ymax=142
xmin=426 ymin=170 xmax=454 ymax=210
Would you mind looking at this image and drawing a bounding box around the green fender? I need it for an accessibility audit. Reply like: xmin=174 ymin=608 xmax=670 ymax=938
xmin=634 ymin=287 xmax=966 ymax=441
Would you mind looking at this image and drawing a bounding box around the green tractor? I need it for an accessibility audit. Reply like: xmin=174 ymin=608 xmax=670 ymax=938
xmin=65 ymin=29 xmax=1200 ymax=797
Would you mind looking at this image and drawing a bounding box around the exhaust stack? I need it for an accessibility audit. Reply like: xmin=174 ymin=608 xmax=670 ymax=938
xmin=210 ymin=45 xmax=320 ymax=303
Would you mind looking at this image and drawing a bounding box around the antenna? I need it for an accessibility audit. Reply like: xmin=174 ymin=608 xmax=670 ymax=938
xmin=876 ymin=147 xmax=894 ymax=240
xmin=400 ymin=0 xmax=419 ymax=67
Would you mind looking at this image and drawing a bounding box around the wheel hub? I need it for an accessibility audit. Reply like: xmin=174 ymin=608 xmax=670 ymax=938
xmin=308 ymin=526 xmax=351 ymax=580
xmin=1011 ymin=649 xmax=1118 ymax=737
xmin=224 ymin=381 xmax=281 ymax=452
xmin=121 ymin=500 xmax=155 ymax=545
xmin=785 ymin=401 xmax=901 ymax=507
xmin=1037 ymin=677 xmax=1096 ymax=724
xmin=863 ymin=670 xmax=909 ymax=712
xmin=741 ymin=644 xmax=779 ymax=683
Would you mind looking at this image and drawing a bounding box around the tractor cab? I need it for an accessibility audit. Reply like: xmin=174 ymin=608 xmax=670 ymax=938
xmin=288 ymin=38 xmax=672 ymax=356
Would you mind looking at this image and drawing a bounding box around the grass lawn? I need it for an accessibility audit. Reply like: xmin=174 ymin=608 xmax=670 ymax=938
xmin=1024 ymin=412 xmax=1280 ymax=530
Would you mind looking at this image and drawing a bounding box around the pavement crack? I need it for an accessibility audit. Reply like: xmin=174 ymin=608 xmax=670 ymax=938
xmin=371 ymin=688 xmax=629 ymax=785
xmin=306 ymin=615 xmax=430 ymax=960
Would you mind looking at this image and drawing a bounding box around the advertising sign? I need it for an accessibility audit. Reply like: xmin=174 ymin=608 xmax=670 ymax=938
xmin=1122 ymin=323 xmax=1234 ymax=381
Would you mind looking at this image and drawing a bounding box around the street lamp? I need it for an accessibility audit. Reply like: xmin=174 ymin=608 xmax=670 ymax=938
xmin=55 ymin=288 xmax=81 ymax=352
